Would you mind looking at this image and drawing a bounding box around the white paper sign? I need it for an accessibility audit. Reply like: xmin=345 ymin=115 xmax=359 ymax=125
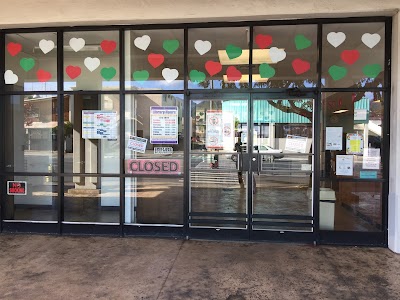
xmin=336 ymin=155 xmax=354 ymax=176
xmin=285 ymin=135 xmax=308 ymax=153
xmin=326 ymin=127 xmax=343 ymax=150
xmin=127 ymin=136 xmax=147 ymax=153
xmin=362 ymin=148 xmax=381 ymax=169
xmin=82 ymin=110 xmax=118 ymax=139
xmin=206 ymin=110 xmax=223 ymax=149
xmin=150 ymin=106 xmax=178 ymax=144
xmin=154 ymin=147 xmax=173 ymax=154
xmin=354 ymin=109 xmax=367 ymax=121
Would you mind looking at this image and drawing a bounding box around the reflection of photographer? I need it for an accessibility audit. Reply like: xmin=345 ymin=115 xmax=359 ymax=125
xmin=234 ymin=142 xmax=244 ymax=188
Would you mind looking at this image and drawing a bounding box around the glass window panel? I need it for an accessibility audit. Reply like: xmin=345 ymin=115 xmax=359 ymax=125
xmin=125 ymin=177 xmax=183 ymax=225
xmin=124 ymin=94 xmax=184 ymax=174
xmin=4 ymin=175 xmax=58 ymax=222
xmin=321 ymin=92 xmax=384 ymax=179
xmin=5 ymin=33 xmax=57 ymax=92
xmin=5 ymin=95 xmax=58 ymax=173
xmin=322 ymin=23 xmax=385 ymax=88
xmin=64 ymin=94 xmax=120 ymax=174
xmin=252 ymin=25 xmax=318 ymax=88
xmin=125 ymin=30 xmax=184 ymax=90
xmin=64 ymin=176 xmax=120 ymax=223
xmin=319 ymin=181 xmax=382 ymax=232
xmin=188 ymin=27 xmax=250 ymax=89
xmin=63 ymin=31 xmax=120 ymax=91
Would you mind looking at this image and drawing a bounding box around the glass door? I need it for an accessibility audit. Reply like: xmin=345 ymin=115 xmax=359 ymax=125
xmin=188 ymin=95 xmax=250 ymax=239
xmin=250 ymin=95 xmax=315 ymax=241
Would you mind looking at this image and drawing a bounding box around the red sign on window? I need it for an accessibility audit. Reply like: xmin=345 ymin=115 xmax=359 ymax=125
xmin=125 ymin=159 xmax=181 ymax=175
xmin=7 ymin=181 xmax=27 ymax=195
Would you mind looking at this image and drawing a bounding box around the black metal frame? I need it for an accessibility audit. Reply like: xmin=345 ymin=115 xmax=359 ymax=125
xmin=0 ymin=16 xmax=391 ymax=246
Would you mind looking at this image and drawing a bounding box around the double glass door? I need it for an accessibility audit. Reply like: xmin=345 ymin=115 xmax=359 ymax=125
xmin=189 ymin=94 xmax=315 ymax=241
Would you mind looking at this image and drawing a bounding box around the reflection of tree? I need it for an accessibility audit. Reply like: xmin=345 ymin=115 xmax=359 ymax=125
xmin=198 ymin=76 xmax=383 ymax=121
xmin=24 ymin=102 xmax=37 ymax=126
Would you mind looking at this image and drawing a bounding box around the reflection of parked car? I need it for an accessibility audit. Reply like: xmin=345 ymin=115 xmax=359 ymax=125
xmin=254 ymin=145 xmax=284 ymax=159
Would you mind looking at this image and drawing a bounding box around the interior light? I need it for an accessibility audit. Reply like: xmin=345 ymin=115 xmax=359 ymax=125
xmin=333 ymin=109 xmax=349 ymax=114
xmin=218 ymin=49 xmax=284 ymax=65
xmin=223 ymin=74 xmax=269 ymax=83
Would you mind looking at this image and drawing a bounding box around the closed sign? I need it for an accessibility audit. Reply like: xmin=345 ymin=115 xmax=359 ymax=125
xmin=7 ymin=181 xmax=27 ymax=195
xmin=125 ymin=159 xmax=181 ymax=175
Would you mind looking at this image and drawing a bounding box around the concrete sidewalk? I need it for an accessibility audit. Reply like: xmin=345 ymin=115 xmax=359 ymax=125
xmin=0 ymin=235 xmax=399 ymax=300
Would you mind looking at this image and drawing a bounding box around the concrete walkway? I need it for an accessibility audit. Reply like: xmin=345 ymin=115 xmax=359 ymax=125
xmin=0 ymin=235 xmax=399 ymax=300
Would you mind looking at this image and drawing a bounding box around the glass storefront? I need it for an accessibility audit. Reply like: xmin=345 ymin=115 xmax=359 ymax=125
xmin=0 ymin=17 xmax=390 ymax=245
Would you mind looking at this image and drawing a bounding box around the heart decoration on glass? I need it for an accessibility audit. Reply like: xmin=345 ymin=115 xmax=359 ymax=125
xmin=269 ymin=47 xmax=286 ymax=63
xmin=66 ymin=65 xmax=82 ymax=79
xmin=163 ymin=39 xmax=180 ymax=54
xmin=39 ymin=39 xmax=55 ymax=54
xmin=4 ymin=70 xmax=18 ymax=84
xmin=292 ymin=59 xmax=310 ymax=75
xmin=100 ymin=40 xmax=117 ymax=54
xmin=259 ymin=63 xmax=275 ymax=78
xmin=162 ymin=68 xmax=179 ymax=83
xmin=148 ymin=53 xmax=165 ymax=68
xmin=7 ymin=42 xmax=22 ymax=57
xmin=255 ymin=34 xmax=273 ymax=49
xmin=84 ymin=57 xmax=101 ymax=72
xmin=295 ymin=35 xmax=312 ymax=50
xmin=69 ymin=38 xmax=86 ymax=52
xmin=37 ymin=69 xmax=52 ymax=82
xmin=327 ymin=32 xmax=346 ymax=48
xmin=225 ymin=44 xmax=242 ymax=60
xmin=328 ymin=65 xmax=347 ymax=81
xmin=226 ymin=66 xmax=242 ymax=81
xmin=189 ymin=70 xmax=206 ymax=83
xmin=133 ymin=70 xmax=150 ymax=81
xmin=361 ymin=33 xmax=381 ymax=49
xmin=134 ymin=35 xmax=151 ymax=51
xmin=340 ymin=50 xmax=360 ymax=65
xmin=20 ymin=58 xmax=35 ymax=72
xmin=205 ymin=61 xmax=222 ymax=76
xmin=194 ymin=40 xmax=212 ymax=55
xmin=101 ymin=67 xmax=116 ymax=81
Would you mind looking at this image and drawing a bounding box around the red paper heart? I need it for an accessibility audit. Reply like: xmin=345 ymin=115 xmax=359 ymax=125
xmin=66 ymin=65 xmax=82 ymax=79
xmin=7 ymin=42 xmax=22 ymax=56
xmin=292 ymin=59 xmax=311 ymax=75
xmin=341 ymin=50 xmax=360 ymax=65
xmin=100 ymin=40 xmax=117 ymax=54
xmin=226 ymin=66 xmax=242 ymax=81
xmin=205 ymin=61 xmax=222 ymax=76
xmin=148 ymin=53 xmax=165 ymax=68
xmin=255 ymin=34 xmax=273 ymax=49
xmin=36 ymin=69 xmax=52 ymax=82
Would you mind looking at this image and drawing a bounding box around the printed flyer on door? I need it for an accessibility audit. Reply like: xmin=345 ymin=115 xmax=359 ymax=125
xmin=206 ymin=110 xmax=223 ymax=149
xmin=150 ymin=106 xmax=178 ymax=144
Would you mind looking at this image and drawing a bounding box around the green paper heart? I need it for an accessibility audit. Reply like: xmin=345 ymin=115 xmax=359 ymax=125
xmin=163 ymin=39 xmax=179 ymax=54
xmin=226 ymin=44 xmax=242 ymax=60
xmin=295 ymin=34 xmax=312 ymax=50
xmin=259 ymin=63 xmax=275 ymax=78
xmin=362 ymin=64 xmax=382 ymax=78
xmin=20 ymin=58 xmax=35 ymax=72
xmin=189 ymin=70 xmax=206 ymax=83
xmin=101 ymin=67 xmax=116 ymax=81
xmin=328 ymin=65 xmax=347 ymax=81
xmin=133 ymin=70 xmax=149 ymax=81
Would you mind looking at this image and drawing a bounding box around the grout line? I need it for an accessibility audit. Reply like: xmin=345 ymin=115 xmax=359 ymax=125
xmin=156 ymin=239 xmax=186 ymax=300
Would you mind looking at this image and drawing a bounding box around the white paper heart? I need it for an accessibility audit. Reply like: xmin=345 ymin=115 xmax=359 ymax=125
xmin=69 ymin=38 xmax=86 ymax=52
xmin=269 ymin=47 xmax=286 ymax=63
xmin=194 ymin=40 xmax=212 ymax=55
xmin=362 ymin=33 xmax=381 ymax=49
xmin=84 ymin=57 xmax=101 ymax=72
xmin=327 ymin=32 xmax=346 ymax=48
xmin=4 ymin=70 xmax=18 ymax=84
xmin=39 ymin=39 xmax=55 ymax=54
xmin=134 ymin=35 xmax=151 ymax=51
xmin=162 ymin=68 xmax=179 ymax=83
